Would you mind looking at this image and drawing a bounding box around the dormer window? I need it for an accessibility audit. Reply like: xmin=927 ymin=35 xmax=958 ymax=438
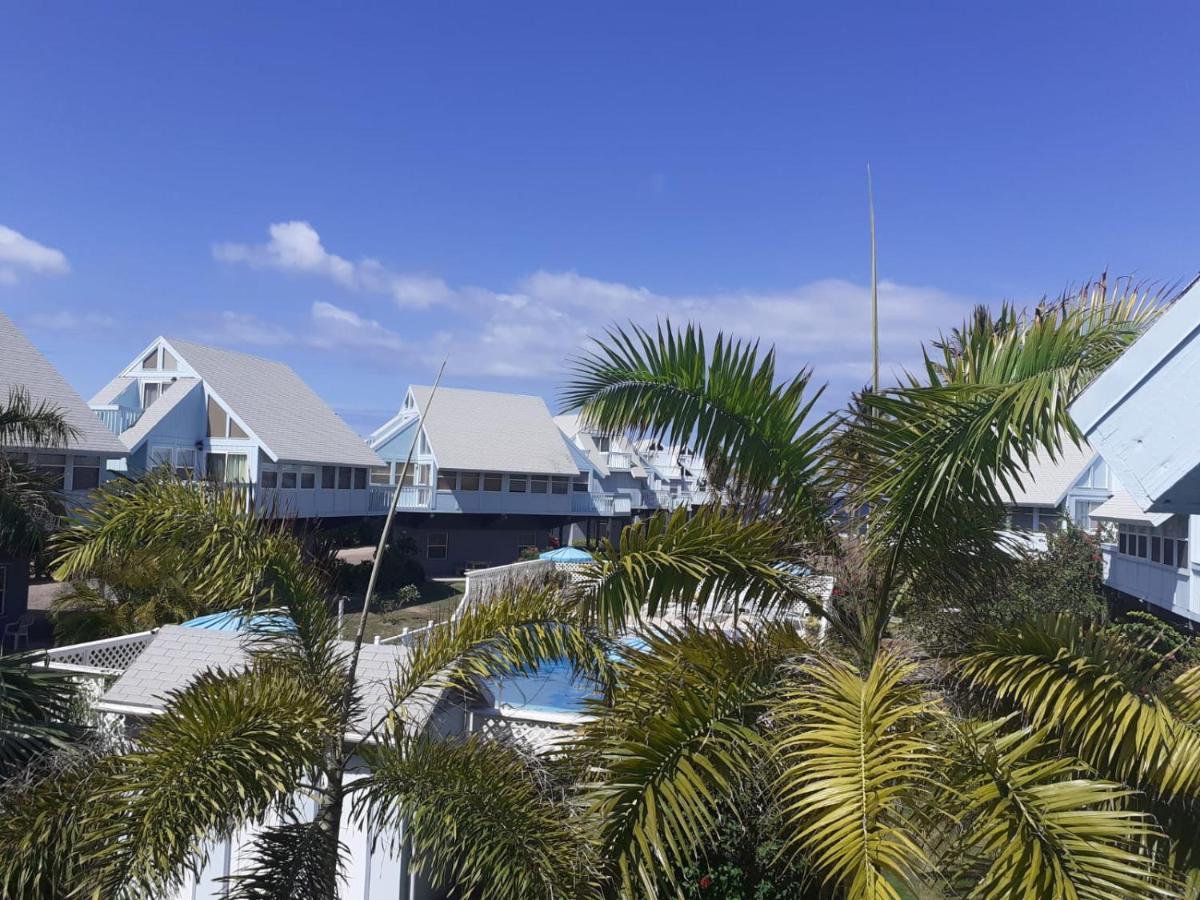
xmin=143 ymin=382 xmax=163 ymax=408
xmin=594 ymin=436 xmax=611 ymax=453
xmin=162 ymin=349 xmax=177 ymax=371
xmin=142 ymin=349 xmax=159 ymax=370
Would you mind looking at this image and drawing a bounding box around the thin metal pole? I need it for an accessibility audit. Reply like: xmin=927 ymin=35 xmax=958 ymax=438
xmin=868 ymin=163 xmax=879 ymax=394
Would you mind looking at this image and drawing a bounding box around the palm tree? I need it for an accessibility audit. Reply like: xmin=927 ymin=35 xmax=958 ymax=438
xmin=5 ymin=277 xmax=1199 ymax=898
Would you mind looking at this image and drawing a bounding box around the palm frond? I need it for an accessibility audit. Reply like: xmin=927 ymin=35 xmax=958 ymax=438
xmin=958 ymin=616 xmax=1200 ymax=802
xmin=577 ymin=624 xmax=801 ymax=897
xmin=576 ymin=506 xmax=804 ymax=631
xmin=222 ymin=817 xmax=346 ymax=900
xmin=0 ymin=386 xmax=78 ymax=449
xmin=79 ymin=665 xmax=337 ymax=896
xmin=773 ymin=650 xmax=936 ymax=900
xmin=945 ymin=719 xmax=1174 ymax=899
xmin=846 ymin=278 xmax=1164 ymax=643
xmin=561 ymin=320 xmax=832 ymax=522
xmin=354 ymin=733 xmax=595 ymax=900
xmin=0 ymin=653 xmax=82 ymax=777
xmin=0 ymin=456 xmax=62 ymax=556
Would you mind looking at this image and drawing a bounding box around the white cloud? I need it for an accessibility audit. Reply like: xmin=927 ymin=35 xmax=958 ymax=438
xmin=212 ymin=221 xmax=984 ymax=404
xmin=0 ymin=225 xmax=69 ymax=285
xmin=26 ymin=310 xmax=114 ymax=331
xmin=214 ymin=221 xmax=449 ymax=308
xmin=205 ymin=302 xmax=408 ymax=355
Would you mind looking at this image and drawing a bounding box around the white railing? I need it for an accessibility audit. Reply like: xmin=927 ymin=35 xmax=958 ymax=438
xmin=469 ymin=708 xmax=580 ymax=753
xmin=461 ymin=558 xmax=555 ymax=611
xmin=92 ymin=405 xmax=143 ymax=435
xmin=571 ymin=492 xmax=630 ymax=516
xmin=367 ymin=484 xmax=434 ymax=512
xmin=42 ymin=629 xmax=156 ymax=674
xmin=375 ymin=617 xmax=443 ymax=646
xmin=606 ymin=450 xmax=632 ymax=470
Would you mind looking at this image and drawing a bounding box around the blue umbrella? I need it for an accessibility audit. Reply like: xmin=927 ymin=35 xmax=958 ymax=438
xmin=182 ymin=610 xmax=295 ymax=633
xmin=539 ymin=546 xmax=594 ymax=562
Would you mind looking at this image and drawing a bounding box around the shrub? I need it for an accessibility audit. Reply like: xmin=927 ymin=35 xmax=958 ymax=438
xmin=372 ymin=584 xmax=421 ymax=614
xmin=332 ymin=548 xmax=424 ymax=595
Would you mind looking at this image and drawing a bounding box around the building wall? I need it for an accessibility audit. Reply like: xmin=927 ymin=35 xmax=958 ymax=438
xmin=0 ymin=556 xmax=29 ymax=634
xmin=391 ymin=514 xmax=572 ymax=577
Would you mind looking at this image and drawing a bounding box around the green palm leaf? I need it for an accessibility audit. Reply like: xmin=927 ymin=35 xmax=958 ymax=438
xmin=773 ymin=651 xmax=935 ymax=900
xmin=222 ymin=818 xmax=346 ymax=900
xmin=355 ymin=733 xmax=594 ymax=900
xmin=0 ymin=653 xmax=82 ymax=778
xmin=561 ymin=320 xmax=831 ymax=523
xmin=945 ymin=719 xmax=1174 ymax=899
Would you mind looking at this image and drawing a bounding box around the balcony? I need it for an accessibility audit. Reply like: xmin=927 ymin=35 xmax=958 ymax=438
xmin=367 ymin=485 xmax=435 ymax=513
xmin=92 ymin=405 xmax=142 ymax=435
xmin=571 ymin=492 xmax=631 ymax=516
xmin=606 ymin=450 xmax=632 ymax=470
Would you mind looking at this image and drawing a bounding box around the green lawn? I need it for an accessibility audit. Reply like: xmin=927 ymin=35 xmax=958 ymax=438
xmin=337 ymin=580 xmax=465 ymax=644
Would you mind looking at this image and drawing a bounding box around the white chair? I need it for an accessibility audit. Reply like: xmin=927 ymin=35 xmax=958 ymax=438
xmin=2 ymin=613 xmax=35 ymax=653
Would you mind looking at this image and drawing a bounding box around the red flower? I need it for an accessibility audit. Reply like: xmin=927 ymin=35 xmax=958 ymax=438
xmin=699 ymin=876 xmax=712 ymax=890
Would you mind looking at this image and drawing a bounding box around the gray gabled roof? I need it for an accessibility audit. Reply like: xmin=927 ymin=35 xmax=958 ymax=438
xmin=89 ymin=374 xmax=135 ymax=407
xmin=165 ymin=338 xmax=381 ymax=467
xmin=100 ymin=624 xmax=435 ymax=734
xmin=1003 ymin=441 xmax=1096 ymax=508
xmin=119 ymin=378 xmax=201 ymax=451
xmin=0 ymin=311 xmax=127 ymax=456
xmin=411 ymin=385 xmax=581 ymax=475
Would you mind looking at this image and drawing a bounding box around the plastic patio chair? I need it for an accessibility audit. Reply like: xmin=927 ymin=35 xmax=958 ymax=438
xmin=2 ymin=613 xmax=35 ymax=654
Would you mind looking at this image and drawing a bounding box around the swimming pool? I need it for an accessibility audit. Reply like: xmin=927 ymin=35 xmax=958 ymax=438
xmin=484 ymin=636 xmax=648 ymax=716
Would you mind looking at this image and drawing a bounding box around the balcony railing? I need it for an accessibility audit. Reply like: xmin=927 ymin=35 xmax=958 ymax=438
xmin=368 ymin=485 xmax=435 ymax=512
xmin=606 ymin=450 xmax=632 ymax=470
xmin=571 ymin=492 xmax=632 ymax=516
xmin=92 ymin=405 xmax=143 ymax=435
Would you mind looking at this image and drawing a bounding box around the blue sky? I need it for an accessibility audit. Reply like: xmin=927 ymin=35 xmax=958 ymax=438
xmin=3 ymin=2 xmax=1198 ymax=431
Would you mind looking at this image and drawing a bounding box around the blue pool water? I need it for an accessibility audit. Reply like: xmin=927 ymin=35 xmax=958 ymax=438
xmin=486 ymin=636 xmax=649 ymax=715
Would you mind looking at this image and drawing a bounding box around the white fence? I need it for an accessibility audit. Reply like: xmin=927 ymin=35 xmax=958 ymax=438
xmin=460 ymin=558 xmax=556 ymax=610
xmin=42 ymin=629 xmax=156 ymax=674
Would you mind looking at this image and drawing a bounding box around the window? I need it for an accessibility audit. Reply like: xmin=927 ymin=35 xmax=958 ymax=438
xmin=530 ymin=475 xmax=548 ymax=494
xmin=551 ymin=476 xmax=569 ymax=495
xmin=162 ymin=349 xmax=177 ymax=371
xmin=460 ymin=471 xmax=480 ymax=491
xmin=1038 ymin=511 xmax=1062 ymax=533
xmin=437 ymin=470 xmax=457 ymax=491
xmin=594 ymin=435 xmax=611 ymax=453
xmin=281 ymin=468 xmax=298 ymax=489
xmin=418 ymin=431 xmax=430 ymax=455
xmin=72 ymin=456 xmax=101 ymax=491
xmin=509 ymin=475 xmax=527 ymax=493
xmin=35 ymin=453 xmax=66 ymax=488
xmin=517 ymin=532 xmax=538 ymax=553
xmin=573 ymin=475 xmax=590 ymax=493
xmin=173 ymin=449 xmax=196 ymax=479
xmin=1179 ymin=540 xmax=1190 ymax=571
xmin=207 ymin=452 xmax=248 ymax=483
xmin=399 ymin=465 xmax=415 ymax=488
xmin=415 ymin=464 xmax=432 ymax=486
xmin=148 ymin=446 xmax=174 ymax=471
xmin=1118 ymin=531 xmax=1128 ymax=555
xmin=370 ymin=466 xmax=392 ymax=486
xmin=142 ymin=349 xmax=158 ymax=370
xmin=301 ymin=468 xmax=316 ymax=489
xmin=483 ymin=473 xmax=502 ymax=492
xmin=207 ymin=397 xmax=228 ymax=438
xmin=353 ymin=468 xmax=367 ymax=490
xmin=143 ymin=381 xmax=163 ymax=408
xmin=322 ymin=466 xmax=336 ymax=489
xmin=1165 ymin=539 xmax=1176 ymax=568
xmin=1072 ymin=499 xmax=1102 ymax=531
xmin=261 ymin=466 xmax=278 ymax=488
xmin=338 ymin=467 xmax=352 ymax=490
xmin=1137 ymin=534 xmax=1148 ymax=558
xmin=229 ymin=419 xmax=248 ymax=439
xmin=427 ymin=532 xmax=448 ymax=560
xmin=1152 ymin=536 xmax=1162 ymax=564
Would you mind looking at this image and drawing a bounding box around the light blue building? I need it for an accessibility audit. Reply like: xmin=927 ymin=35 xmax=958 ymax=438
xmin=89 ymin=336 xmax=383 ymax=521
xmin=368 ymin=386 xmax=632 ymax=575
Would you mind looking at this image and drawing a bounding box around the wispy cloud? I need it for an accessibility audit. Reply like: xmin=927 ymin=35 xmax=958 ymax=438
xmin=0 ymin=225 xmax=69 ymax=285
xmin=213 ymin=221 xmax=449 ymax=308
xmin=211 ymin=220 xmax=984 ymax=404
xmin=26 ymin=310 xmax=114 ymax=331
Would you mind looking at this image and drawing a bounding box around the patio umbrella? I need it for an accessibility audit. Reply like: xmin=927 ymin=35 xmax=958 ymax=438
xmin=539 ymin=546 xmax=594 ymax=562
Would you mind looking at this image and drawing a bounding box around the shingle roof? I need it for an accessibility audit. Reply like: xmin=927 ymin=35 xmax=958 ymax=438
xmin=1091 ymin=487 xmax=1173 ymax=527
xmin=89 ymin=374 xmax=134 ymax=407
xmin=411 ymin=385 xmax=581 ymax=475
xmin=100 ymin=624 xmax=434 ymax=733
xmin=1004 ymin=441 xmax=1096 ymax=507
xmin=0 ymin=311 xmax=127 ymax=456
xmin=119 ymin=378 xmax=200 ymax=451
xmin=165 ymin=338 xmax=381 ymax=467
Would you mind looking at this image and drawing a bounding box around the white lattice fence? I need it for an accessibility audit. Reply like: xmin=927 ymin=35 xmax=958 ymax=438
xmin=44 ymin=630 xmax=156 ymax=673
xmin=470 ymin=710 xmax=578 ymax=753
